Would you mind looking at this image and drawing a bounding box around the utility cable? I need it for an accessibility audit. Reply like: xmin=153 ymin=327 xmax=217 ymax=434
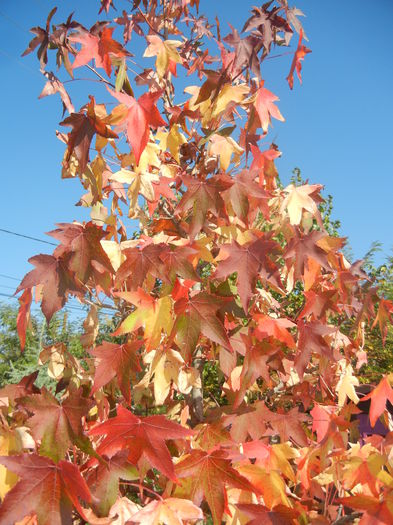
xmin=0 ymin=273 xmax=20 ymax=281
xmin=0 ymin=228 xmax=56 ymax=246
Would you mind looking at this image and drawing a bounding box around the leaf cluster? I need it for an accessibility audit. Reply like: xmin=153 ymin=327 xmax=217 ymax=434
xmin=1 ymin=1 xmax=392 ymax=524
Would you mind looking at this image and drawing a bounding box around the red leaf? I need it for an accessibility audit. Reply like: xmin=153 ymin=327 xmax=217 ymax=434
xmin=173 ymin=291 xmax=233 ymax=352
xmin=237 ymin=503 xmax=298 ymax=525
xmin=90 ymin=340 xmax=143 ymax=404
xmin=372 ymin=299 xmax=393 ymax=345
xmin=361 ymin=376 xmax=393 ymax=427
xmin=0 ymin=454 xmax=91 ymax=525
xmin=49 ymin=221 xmax=114 ymax=288
xmin=0 ymin=371 xmax=39 ymax=405
xmin=258 ymin=405 xmax=309 ymax=447
xmin=115 ymin=241 xmax=168 ymax=289
xmin=254 ymin=84 xmax=284 ymax=134
xmin=176 ymin=173 xmax=233 ymax=239
xmin=108 ymin=88 xmax=166 ymax=164
xmin=295 ymin=320 xmax=337 ymax=378
xmin=284 ymin=230 xmax=330 ymax=282
xmin=70 ymin=27 xmax=127 ymax=76
xmin=89 ymin=405 xmax=193 ymax=481
xmin=222 ymin=169 xmax=270 ymax=223
xmin=287 ymin=30 xmax=311 ymax=89
xmin=16 ymin=254 xmax=82 ymax=323
xmin=254 ymin=315 xmax=296 ymax=349
xmin=215 ymin=236 xmax=281 ymax=313
xmin=99 ymin=0 xmax=114 ymax=14
xmin=86 ymin=451 xmax=138 ymax=517
xmin=61 ymin=96 xmax=118 ymax=172
xmin=175 ymin=448 xmax=256 ymax=525
xmin=17 ymin=288 xmax=32 ymax=351
xmin=20 ymin=388 xmax=93 ymax=462
xmin=310 ymin=404 xmax=335 ymax=443
xmin=233 ymin=342 xmax=273 ymax=408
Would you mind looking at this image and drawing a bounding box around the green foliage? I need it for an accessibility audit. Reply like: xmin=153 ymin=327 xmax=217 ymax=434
xmin=358 ymin=244 xmax=393 ymax=382
xmin=0 ymin=303 xmax=85 ymax=387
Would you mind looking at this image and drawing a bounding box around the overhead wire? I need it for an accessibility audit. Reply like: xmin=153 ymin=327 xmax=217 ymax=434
xmin=0 ymin=228 xmax=57 ymax=246
xmin=0 ymin=292 xmax=115 ymax=316
xmin=0 ymin=284 xmax=17 ymax=290
xmin=0 ymin=273 xmax=21 ymax=281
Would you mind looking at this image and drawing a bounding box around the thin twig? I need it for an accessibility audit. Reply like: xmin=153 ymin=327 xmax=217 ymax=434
xmin=85 ymin=64 xmax=116 ymax=88
xmin=138 ymin=6 xmax=165 ymax=38
xmin=120 ymin=481 xmax=163 ymax=500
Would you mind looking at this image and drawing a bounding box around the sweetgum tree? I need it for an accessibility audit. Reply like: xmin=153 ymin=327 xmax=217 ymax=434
xmin=1 ymin=1 xmax=393 ymax=523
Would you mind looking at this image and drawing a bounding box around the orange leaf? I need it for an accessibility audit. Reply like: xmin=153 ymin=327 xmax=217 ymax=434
xmin=361 ymin=376 xmax=393 ymax=427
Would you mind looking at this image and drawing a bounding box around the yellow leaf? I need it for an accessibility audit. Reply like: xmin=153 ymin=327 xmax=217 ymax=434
xmin=143 ymin=35 xmax=182 ymax=77
xmin=0 ymin=427 xmax=23 ymax=499
xmin=191 ymin=236 xmax=215 ymax=264
xmin=212 ymin=84 xmax=249 ymax=118
xmin=238 ymin=464 xmax=291 ymax=509
xmin=146 ymin=348 xmax=183 ymax=405
xmin=184 ymin=85 xmax=211 ymax=114
xmin=100 ymin=240 xmax=124 ymax=271
xmin=157 ymin=125 xmax=186 ymax=163
xmin=280 ymin=183 xmax=322 ymax=225
xmin=39 ymin=344 xmax=66 ymax=380
xmin=136 ymin=141 xmax=161 ymax=173
xmin=80 ymin=304 xmax=99 ymax=348
xmin=336 ymin=361 xmax=359 ymax=407
xmin=269 ymin=443 xmax=299 ymax=483
xmin=110 ymin=168 xmax=159 ymax=215
xmin=208 ymin=134 xmax=244 ymax=171
xmin=116 ymin=295 xmax=173 ymax=350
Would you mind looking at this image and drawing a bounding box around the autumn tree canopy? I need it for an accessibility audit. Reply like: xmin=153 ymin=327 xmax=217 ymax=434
xmin=1 ymin=1 xmax=393 ymax=524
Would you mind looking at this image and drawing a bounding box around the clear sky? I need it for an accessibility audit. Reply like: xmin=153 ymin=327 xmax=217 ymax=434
xmin=1 ymin=0 xmax=393 ymax=305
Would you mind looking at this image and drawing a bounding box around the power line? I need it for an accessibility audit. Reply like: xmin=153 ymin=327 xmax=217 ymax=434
xmin=0 ymin=273 xmax=20 ymax=281
xmin=0 ymin=284 xmax=17 ymax=290
xmin=0 ymin=292 xmax=14 ymax=299
xmin=0 ymin=228 xmax=56 ymax=246
xmin=0 ymin=293 xmax=115 ymax=316
xmin=0 ymin=272 xmax=115 ymax=314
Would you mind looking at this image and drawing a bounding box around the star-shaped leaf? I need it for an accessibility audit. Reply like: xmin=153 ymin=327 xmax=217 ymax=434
xmin=129 ymin=497 xmax=203 ymax=524
xmin=284 ymin=230 xmax=330 ymax=282
xmin=254 ymin=315 xmax=296 ymax=348
xmin=0 ymin=454 xmax=91 ymax=525
xmin=215 ymin=236 xmax=281 ymax=312
xmin=86 ymin=451 xmax=138 ymax=517
xmin=115 ymin=241 xmax=168 ymax=290
xmin=20 ymin=388 xmax=93 ymax=462
xmin=208 ymin=134 xmax=244 ymax=171
xmin=254 ymin=85 xmax=284 ymax=134
xmin=61 ymin=97 xmax=118 ymax=172
xmin=16 ymin=253 xmax=83 ymax=323
xmin=173 ymin=291 xmax=233 ymax=352
xmin=90 ymin=340 xmax=143 ymax=404
xmin=108 ymin=88 xmax=166 ymax=164
xmin=222 ymin=169 xmax=270 ymax=223
xmin=176 ymin=173 xmax=233 ymax=239
xmin=175 ymin=449 xmax=256 ymax=525
xmin=49 ymin=221 xmax=114 ymax=288
xmin=287 ymin=30 xmax=311 ymax=89
xmin=295 ymin=320 xmax=337 ymax=377
xmin=70 ymin=27 xmax=127 ymax=76
xmin=114 ymin=289 xmax=173 ymax=350
xmin=143 ymin=35 xmax=182 ymax=77
xmin=281 ymin=183 xmax=323 ymax=226
xmin=361 ymin=376 xmax=393 ymax=427
xmin=89 ymin=405 xmax=193 ymax=481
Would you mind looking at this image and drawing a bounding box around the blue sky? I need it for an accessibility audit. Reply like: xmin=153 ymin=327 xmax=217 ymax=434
xmin=0 ymin=0 xmax=393 ymax=305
